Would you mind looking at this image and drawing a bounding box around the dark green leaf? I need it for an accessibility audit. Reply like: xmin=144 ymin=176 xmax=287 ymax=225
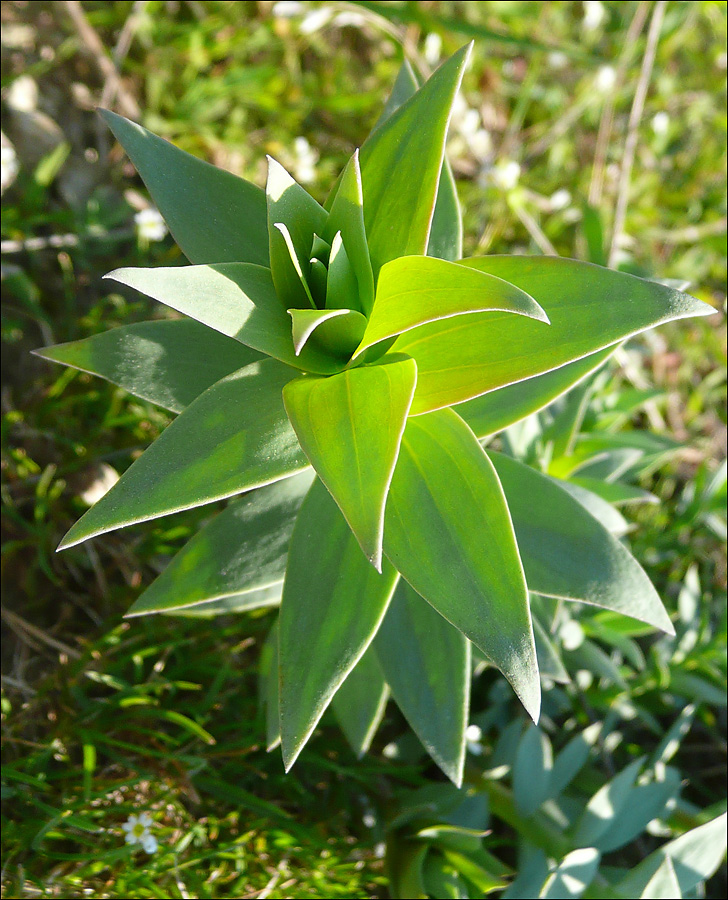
xmin=33 ymin=319 xmax=260 ymax=414
xmin=513 ymin=725 xmax=553 ymax=817
xmin=59 ymin=359 xmax=307 ymax=549
xmin=331 ymin=646 xmax=389 ymax=758
xmin=100 ymin=109 xmax=268 ymax=266
xmin=278 ymin=479 xmax=399 ymax=769
xmin=488 ymin=451 xmax=674 ymax=633
xmin=375 ymin=580 xmax=470 ymax=785
xmin=384 ymin=409 xmax=540 ymax=721
xmin=126 ymin=472 xmax=313 ymax=616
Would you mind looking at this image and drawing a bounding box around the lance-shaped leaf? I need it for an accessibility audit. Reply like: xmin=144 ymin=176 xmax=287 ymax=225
xmin=323 ymin=151 xmax=374 ymax=314
xmin=106 ymin=264 xmax=343 ymax=375
xmin=126 ymin=472 xmax=314 ymax=617
xmin=373 ymin=58 xmax=462 ymax=262
xmin=170 ymin=584 xmax=282 ymax=618
xmin=288 ymin=306 xmax=366 ymax=358
xmin=383 ymin=408 xmax=540 ymax=721
xmin=353 ymin=255 xmax=548 ymax=359
xmin=455 ymin=347 xmax=615 ymax=439
xmin=33 ymin=319 xmax=261 ymax=414
xmin=58 ymin=359 xmax=308 ymax=550
xmin=100 ymin=110 xmax=268 ymax=266
xmin=259 ymin=620 xmax=281 ymax=751
xmin=278 ymin=478 xmax=399 ymax=769
xmin=283 ymin=354 xmax=417 ymax=570
xmin=358 ymin=44 xmax=471 ymax=275
xmin=488 ymin=451 xmax=674 ymax=633
xmin=326 ymin=232 xmax=362 ymax=311
xmin=374 ymin=580 xmax=470 ymax=786
xmin=332 ymin=646 xmax=389 ymax=758
xmin=394 ymin=256 xmax=715 ymax=414
xmin=267 ymin=157 xmax=327 ymax=308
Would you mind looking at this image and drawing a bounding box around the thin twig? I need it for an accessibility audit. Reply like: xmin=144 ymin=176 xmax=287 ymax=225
xmin=608 ymin=0 xmax=668 ymax=267
xmin=63 ymin=0 xmax=140 ymax=119
xmin=100 ymin=0 xmax=149 ymax=110
xmin=512 ymin=203 xmax=559 ymax=256
xmin=1 ymin=607 xmax=81 ymax=659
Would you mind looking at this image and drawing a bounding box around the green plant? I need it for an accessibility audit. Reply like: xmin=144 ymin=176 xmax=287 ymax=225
xmin=35 ymin=44 xmax=714 ymax=786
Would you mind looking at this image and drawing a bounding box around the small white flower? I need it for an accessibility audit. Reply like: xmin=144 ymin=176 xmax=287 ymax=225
xmin=333 ymin=11 xmax=366 ymax=28
xmin=582 ymin=0 xmax=607 ymax=32
xmin=548 ymin=52 xmax=568 ymax=70
xmin=651 ymin=111 xmax=670 ymax=136
xmin=490 ymin=159 xmax=521 ymax=191
xmin=292 ymin=136 xmax=318 ymax=184
xmin=122 ymin=813 xmax=158 ymax=853
xmin=134 ymin=207 xmax=168 ymax=242
xmin=549 ymin=189 xmax=572 ymax=211
xmin=299 ymin=7 xmax=334 ymax=35
xmin=1 ymin=139 xmax=19 ymax=194
xmin=465 ymin=724 xmax=484 ymax=755
xmin=595 ymin=65 xmax=617 ymax=93
xmin=272 ymin=1 xmax=304 ymax=17
xmin=424 ymin=32 xmax=442 ymax=66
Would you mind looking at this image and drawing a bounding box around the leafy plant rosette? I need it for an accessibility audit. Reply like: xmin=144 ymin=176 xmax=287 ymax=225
xmin=36 ymin=45 xmax=714 ymax=784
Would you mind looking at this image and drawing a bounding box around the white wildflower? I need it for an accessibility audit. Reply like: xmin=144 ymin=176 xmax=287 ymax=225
xmin=299 ymin=7 xmax=334 ymax=35
xmin=272 ymin=1 xmax=304 ymax=17
xmin=490 ymin=159 xmax=521 ymax=191
xmin=549 ymin=188 xmax=572 ymax=211
xmin=582 ymin=0 xmax=607 ymax=32
xmin=595 ymin=65 xmax=617 ymax=93
xmin=424 ymin=32 xmax=442 ymax=66
xmin=122 ymin=813 xmax=158 ymax=853
xmin=465 ymin=724 xmax=484 ymax=755
xmin=134 ymin=207 xmax=167 ymax=242
xmin=651 ymin=111 xmax=670 ymax=136
xmin=1 ymin=139 xmax=19 ymax=194
xmin=548 ymin=52 xmax=568 ymax=70
xmin=292 ymin=136 xmax=318 ymax=184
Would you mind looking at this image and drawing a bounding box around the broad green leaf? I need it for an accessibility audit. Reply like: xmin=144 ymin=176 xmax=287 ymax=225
xmin=58 ymin=359 xmax=307 ymax=549
xmin=596 ymin=768 xmax=681 ymax=853
xmin=573 ymin=758 xmax=644 ymax=848
xmin=568 ymin=477 xmax=658 ymax=506
xmin=375 ymin=580 xmax=470 ymax=786
xmin=278 ymin=479 xmax=399 ymax=769
xmin=353 ymin=256 xmax=548 ymax=359
xmin=259 ymin=621 xmax=281 ymax=752
xmin=422 ymin=855 xmax=470 ymax=900
xmin=615 ymin=814 xmax=727 ymax=898
xmin=359 ymin=44 xmax=472 ymax=275
xmin=551 ymin=479 xmax=629 ymax=538
xmin=283 ymin=355 xmax=417 ymax=570
xmin=502 ymin=845 xmax=550 ymax=899
xmin=387 ymin=837 xmax=429 ymax=900
xmin=126 ymin=472 xmax=314 ymax=617
xmin=288 ymin=306 xmax=366 ymax=357
xmin=440 ymin=849 xmax=508 ymax=894
xmin=456 ymin=348 xmax=614 ymax=439
xmin=326 ymin=232 xmax=362 ymax=311
xmin=266 ymin=156 xmax=327 ymax=308
xmin=540 ymin=848 xmax=601 ymax=899
xmin=383 ymin=409 xmax=540 ymax=721
xmin=323 ymin=151 xmax=374 ymax=314
xmin=331 ymin=645 xmax=389 ymax=758
xmin=374 ymin=58 xmax=462 ymax=262
xmin=106 ymin=264 xmax=343 ymax=375
xmin=548 ymin=723 xmax=602 ymax=799
xmin=169 ymin=583 xmax=281 ymax=618
xmin=640 ymin=859 xmax=682 ymax=899
xmin=513 ymin=725 xmax=553 ymax=817
xmin=488 ymin=451 xmax=674 ymax=633
xmin=100 ymin=109 xmax=268 ymax=266
xmin=33 ymin=319 xmax=260 ymax=414
xmin=394 ymin=256 xmax=715 ymax=414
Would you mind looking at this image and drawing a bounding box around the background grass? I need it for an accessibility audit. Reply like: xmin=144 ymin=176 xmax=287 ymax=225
xmin=1 ymin=1 xmax=726 ymax=897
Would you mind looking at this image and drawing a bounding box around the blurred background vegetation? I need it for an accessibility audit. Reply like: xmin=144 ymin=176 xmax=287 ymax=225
xmin=1 ymin=1 xmax=726 ymax=897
